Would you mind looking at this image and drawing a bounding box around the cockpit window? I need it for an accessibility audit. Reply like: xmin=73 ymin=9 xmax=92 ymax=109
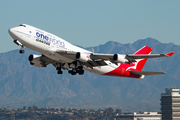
xmin=19 ymin=24 xmax=26 ymax=27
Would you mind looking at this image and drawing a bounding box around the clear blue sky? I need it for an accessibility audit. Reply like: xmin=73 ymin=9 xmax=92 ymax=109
xmin=1 ymin=0 xmax=180 ymax=53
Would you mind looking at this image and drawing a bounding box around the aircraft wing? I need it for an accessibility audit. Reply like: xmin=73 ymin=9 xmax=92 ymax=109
xmin=126 ymin=52 xmax=174 ymax=59
xmin=129 ymin=70 xmax=166 ymax=75
xmin=56 ymin=50 xmax=174 ymax=67
xmin=90 ymin=52 xmax=174 ymax=64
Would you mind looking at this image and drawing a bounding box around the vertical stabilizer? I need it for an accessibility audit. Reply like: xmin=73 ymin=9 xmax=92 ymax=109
xmin=133 ymin=46 xmax=152 ymax=71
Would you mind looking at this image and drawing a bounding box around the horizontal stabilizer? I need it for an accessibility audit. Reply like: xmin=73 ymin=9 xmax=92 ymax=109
xmin=129 ymin=70 xmax=166 ymax=76
xmin=166 ymin=52 xmax=174 ymax=57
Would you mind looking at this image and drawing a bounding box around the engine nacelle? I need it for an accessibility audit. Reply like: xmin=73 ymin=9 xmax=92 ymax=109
xmin=113 ymin=54 xmax=128 ymax=63
xmin=28 ymin=54 xmax=43 ymax=67
xmin=75 ymin=52 xmax=91 ymax=62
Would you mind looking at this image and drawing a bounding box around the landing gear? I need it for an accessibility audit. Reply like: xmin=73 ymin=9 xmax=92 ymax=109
xmin=56 ymin=66 xmax=63 ymax=74
xmin=57 ymin=70 xmax=63 ymax=74
xmin=19 ymin=49 xmax=25 ymax=54
xmin=68 ymin=66 xmax=84 ymax=75
xmin=78 ymin=69 xmax=84 ymax=75
xmin=77 ymin=66 xmax=84 ymax=75
xmin=55 ymin=63 xmax=85 ymax=76
xmin=19 ymin=44 xmax=25 ymax=54
xmin=68 ymin=70 xmax=77 ymax=75
xmin=13 ymin=40 xmax=25 ymax=54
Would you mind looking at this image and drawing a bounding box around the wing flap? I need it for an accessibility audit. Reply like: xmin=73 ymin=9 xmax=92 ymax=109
xmin=91 ymin=53 xmax=114 ymax=60
xmin=129 ymin=70 xmax=166 ymax=75
xmin=56 ymin=50 xmax=77 ymax=55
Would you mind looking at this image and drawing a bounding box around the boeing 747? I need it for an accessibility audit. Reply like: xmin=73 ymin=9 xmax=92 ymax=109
xmin=8 ymin=24 xmax=174 ymax=79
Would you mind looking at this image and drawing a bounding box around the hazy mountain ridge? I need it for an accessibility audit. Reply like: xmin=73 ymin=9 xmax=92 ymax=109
xmin=0 ymin=38 xmax=180 ymax=111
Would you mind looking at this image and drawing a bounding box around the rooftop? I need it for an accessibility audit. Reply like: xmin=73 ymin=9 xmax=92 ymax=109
xmin=161 ymin=88 xmax=180 ymax=96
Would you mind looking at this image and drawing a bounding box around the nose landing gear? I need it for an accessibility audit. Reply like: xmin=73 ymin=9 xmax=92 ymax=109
xmin=13 ymin=40 xmax=25 ymax=54
xmin=19 ymin=48 xmax=25 ymax=54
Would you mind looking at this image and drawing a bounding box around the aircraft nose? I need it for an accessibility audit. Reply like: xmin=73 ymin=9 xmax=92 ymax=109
xmin=8 ymin=28 xmax=18 ymax=40
xmin=8 ymin=28 xmax=15 ymax=35
xmin=8 ymin=28 xmax=12 ymax=34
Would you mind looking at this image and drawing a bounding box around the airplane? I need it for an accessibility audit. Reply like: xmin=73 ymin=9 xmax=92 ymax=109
xmin=8 ymin=24 xmax=174 ymax=79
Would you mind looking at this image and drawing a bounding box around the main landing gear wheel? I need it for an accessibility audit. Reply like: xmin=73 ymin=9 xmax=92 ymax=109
xmin=78 ymin=70 xmax=84 ymax=75
xmin=68 ymin=69 xmax=84 ymax=75
xmin=57 ymin=70 xmax=63 ymax=74
xmin=68 ymin=70 xmax=76 ymax=75
xmin=56 ymin=66 xmax=63 ymax=74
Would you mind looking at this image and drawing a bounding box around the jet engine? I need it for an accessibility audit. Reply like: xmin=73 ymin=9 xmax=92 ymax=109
xmin=75 ymin=52 xmax=91 ymax=62
xmin=113 ymin=54 xmax=128 ymax=63
xmin=28 ymin=54 xmax=43 ymax=67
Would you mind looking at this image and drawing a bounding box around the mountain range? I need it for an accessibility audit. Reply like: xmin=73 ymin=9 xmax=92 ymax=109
xmin=0 ymin=37 xmax=179 ymax=112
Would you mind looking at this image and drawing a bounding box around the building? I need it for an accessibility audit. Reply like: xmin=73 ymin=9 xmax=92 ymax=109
xmin=161 ymin=88 xmax=180 ymax=120
xmin=117 ymin=112 xmax=161 ymax=120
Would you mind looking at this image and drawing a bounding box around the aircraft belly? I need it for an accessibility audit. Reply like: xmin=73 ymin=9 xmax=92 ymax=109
xmin=84 ymin=65 xmax=115 ymax=75
xmin=84 ymin=64 xmax=140 ymax=78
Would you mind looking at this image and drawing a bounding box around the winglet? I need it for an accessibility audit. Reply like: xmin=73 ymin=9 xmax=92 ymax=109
xmin=166 ymin=52 xmax=174 ymax=57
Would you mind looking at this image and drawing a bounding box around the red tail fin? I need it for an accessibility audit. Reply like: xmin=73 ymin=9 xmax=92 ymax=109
xmin=133 ymin=46 xmax=153 ymax=71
